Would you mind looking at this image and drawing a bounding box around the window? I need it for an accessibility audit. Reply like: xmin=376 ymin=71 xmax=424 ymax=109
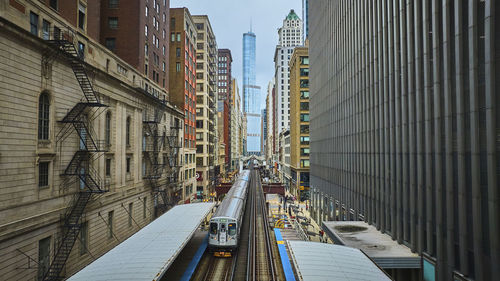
xmin=171 ymin=33 xmax=175 ymax=42
xmin=162 ymin=62 xmax=165 ymax=72
xmin=42 ymin=20 xmax=50 ymax=40
xmin=162 ymin=45 xmax=166 ymax=55
xmin=197 ymin=145 xmax=203 ymax=153
xmin=210 ymin=223 xmax=218 ymax=235
xmin=39 ymin=162 xmax=49 ymax=188
xmin=196 ymin=120 xmax=203 ymax=128
xmin=196 ymin=23 xmax=204 ymax=30
xmin=176 ymin=62 xmax=181 ymax=72
xmin=49 ymin=0 xmax=58 ymax=10
xmin=300 ymin=160 xmax=310 ymax=168
xmin=108 ymin=17 xmax=118 ymax=29
xmin=170 ymin=17 xmax=175 ymax=28
xmin=78 ymin=41 xmax=85 ymax=59
xmin=125 ymin=118 xmax=131 ymax=144
xmin=300 ymin=148 xmax=310 ymax=156
xmin=300 ymin=136 xmax=310 ymax=145
xmin=162 ymin=29 xmax=165 ymax=39
xmin=78 ymin=2 xmax=86 ymax=30
xmin=30 ymin=12 xmax=39 ymax=35
xmin=38 ymin=93 xmax=50 ymax=140
xmin=197 ymin=43 xmax=203 ymax=50
xmin=38 ymin=237 xmax=51 ymax=281
xmin=105 ymin=158 xmax=111 ymax=176
xmin=53 ymin=26 xmax=61 ymax=40
xmin=300 ymin=68 xmax=309 ymax=76
xmin=128 ymin=203 xmax=133 ymax=226
xmin=300 ymin=125 xmax=309 ymax=134
xmin=108 ymin=211 xmax=114 ymax=238
xmin=145 ymin=5 xmax=148 ymax=17
xmin=143 ymin=197 xmax=147 ymax=219
xmin=176 ymin=47 xmax=181 ymax=57
xmin=300 ymin=114 xmax=309 ymax=122
xmin=300 ymin=102 xmax=309 ymax=111
xmin=105 ymin=112 xmax=112 ymax=146
xmin=79 ymin=221 xmax=88 ymax=255
xmin=105 ymin=38 xmax=116 ymax=51
xmin=145 ymin=25 xmax=148 ymax=37
xmin=177 ymin=33 xmax=181 ymax=41
xmin=300 ymin=90 xmax=309 ymax=99
xmin=126 ymin=157 xmax=131 ymax=173
xmin=300 ymin=56 xmax=309 ymax=65
xmin=228 ymin=223 xmax=236 ymax=236
xmin=108 ymin=0 xmax=118 ymax=8
xmin=300 ymin=79 xmax=309 ymax=88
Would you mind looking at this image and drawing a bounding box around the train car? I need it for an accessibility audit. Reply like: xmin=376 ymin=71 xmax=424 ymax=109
xmin=208 ymin=170 xmax=250 ymax=256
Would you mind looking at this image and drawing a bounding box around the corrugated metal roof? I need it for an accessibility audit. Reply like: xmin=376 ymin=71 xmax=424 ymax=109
xmin=287 ymin=241 xmax=392 ymax=281
xmin=67 ymin=203 xmax=215 ymax=281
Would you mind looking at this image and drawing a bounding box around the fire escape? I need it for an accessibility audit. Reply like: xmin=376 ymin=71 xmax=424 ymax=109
xmin=142 ymin=107 xmax=167 ymax=213
xmin=142 ymin=106 xmax=181 ymax=213
xmin=165 ymin=120 xmax=182 ymax=203
xmin=42 ymin=29 xmax=108 ymax=281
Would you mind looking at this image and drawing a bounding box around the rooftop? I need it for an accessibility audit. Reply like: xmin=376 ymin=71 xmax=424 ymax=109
xmin=323 ymin=221 xmax=420 ymax=268
xmin=287 ymin=241 xmax=392 ymax=281
xmin=286 ymin=9 xmax=300 ymax=21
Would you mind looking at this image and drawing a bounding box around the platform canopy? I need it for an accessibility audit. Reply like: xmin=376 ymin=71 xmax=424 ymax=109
xmin=68 ymin=203 xmax=215 ymax=281
xmin=287 ymin=241 xmax=392 ymax=281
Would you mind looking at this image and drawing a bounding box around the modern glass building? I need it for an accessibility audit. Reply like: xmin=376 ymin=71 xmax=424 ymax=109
xmin=243 ymin=31 xmax=261 ymax=155
xmin=309 ymin=1 xmax=500 ymax=281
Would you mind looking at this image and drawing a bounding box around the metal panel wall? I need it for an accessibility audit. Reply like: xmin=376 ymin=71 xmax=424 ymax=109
xmin=309 ymin=0 xmax=499 ymax=280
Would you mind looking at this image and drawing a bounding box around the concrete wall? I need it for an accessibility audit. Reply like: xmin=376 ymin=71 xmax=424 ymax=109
xmin=309 ymin=1 xmax=500 ymax=280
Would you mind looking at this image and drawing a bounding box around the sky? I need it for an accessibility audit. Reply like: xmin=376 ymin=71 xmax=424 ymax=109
xmin=170 ymin=0 xmax=303 ymax=109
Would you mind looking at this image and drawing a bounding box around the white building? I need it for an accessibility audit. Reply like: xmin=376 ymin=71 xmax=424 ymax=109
xmin=265 ymin=79 xmax=275 ymax=164
xmin=274 ymin=9 xmax=303 ymax=146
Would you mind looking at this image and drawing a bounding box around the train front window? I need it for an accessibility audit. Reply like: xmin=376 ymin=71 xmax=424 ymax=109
xmin=228 ymin=223 xmax=236 ymax=236
xmin=220 ymin=223 xmax=226 ymax=232
xmin=210 ymin=223 xmax=217 ymax=235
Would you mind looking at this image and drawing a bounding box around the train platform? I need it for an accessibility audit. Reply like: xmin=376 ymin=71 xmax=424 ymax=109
xmin=286 ymin=240 xmax=392 ymax=281
xmin=67 ymin=203 xmax=215 ymax=281
xmin=160 ymin=229 xmax=209 ymax=281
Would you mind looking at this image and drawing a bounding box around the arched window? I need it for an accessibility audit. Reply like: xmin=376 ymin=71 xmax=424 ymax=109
xmin=126 ymin=117 xmax=131 ymax=146
xmin=38 ymin=93 xmax=50 ymax=140
xmin=105 ymin=112 xmax=111 ymax=145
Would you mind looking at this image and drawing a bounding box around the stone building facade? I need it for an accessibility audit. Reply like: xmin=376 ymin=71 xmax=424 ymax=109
xmin=0 ymin=1 xmax=182 ymax=280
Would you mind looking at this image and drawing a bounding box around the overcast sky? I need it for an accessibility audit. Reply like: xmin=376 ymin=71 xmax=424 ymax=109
xmin=170 ymin=0 xmax=302 ymax=109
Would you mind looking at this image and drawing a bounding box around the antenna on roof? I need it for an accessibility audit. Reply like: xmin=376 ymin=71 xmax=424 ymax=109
xmin=250 ymin=18 xmax=252 ymax=32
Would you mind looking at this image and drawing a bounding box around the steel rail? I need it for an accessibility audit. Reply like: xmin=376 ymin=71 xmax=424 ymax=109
xmin=257 ymin=171 xmax=277 ymax=281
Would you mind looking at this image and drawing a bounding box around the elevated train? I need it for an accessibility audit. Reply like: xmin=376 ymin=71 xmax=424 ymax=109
xmin=208 ymin=170 xmax=251 ymax=256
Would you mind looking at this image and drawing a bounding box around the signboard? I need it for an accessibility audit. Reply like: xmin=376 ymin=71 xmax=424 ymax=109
xmin=196 ymin=171 xmax=203 ymax=181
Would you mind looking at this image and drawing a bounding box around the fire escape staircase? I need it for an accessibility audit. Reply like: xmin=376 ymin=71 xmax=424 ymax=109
xmin=42 ymin=29 xmax=108 ymax=281
xmin=143 ymin=108 xmax=170 ymax=211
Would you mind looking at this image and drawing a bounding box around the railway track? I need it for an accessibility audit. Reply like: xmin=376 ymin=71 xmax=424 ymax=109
xmin=195 ymin=168 xmax=276 ymax=281
xmin=247 ymin=169 xmax=276 ymax=281
xmin=202 ymin=256 xmax=234 ymax=281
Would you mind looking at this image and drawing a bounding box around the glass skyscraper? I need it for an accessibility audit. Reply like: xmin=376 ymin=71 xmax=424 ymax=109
xmin=242 ymin=31 xmax=261 ymax=154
